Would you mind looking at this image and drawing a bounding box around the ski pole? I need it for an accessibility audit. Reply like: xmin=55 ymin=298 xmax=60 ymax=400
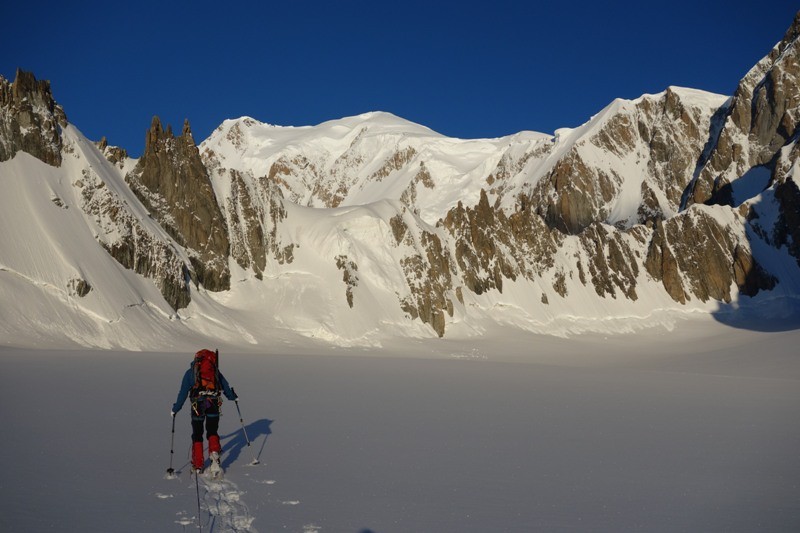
xmin=233 ymin=394 xmax=260 ymax=465
xmin=234 ymin=398 xmax=252 ymax=447
xmin=167 ymin=413 xmax=176 ymax=476
xmin=194 ymin=469 xmax=203 ymax=532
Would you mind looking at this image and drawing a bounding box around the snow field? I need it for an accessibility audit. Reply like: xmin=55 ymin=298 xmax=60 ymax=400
xmin=2 ymin=323 xmax=799 ymax=532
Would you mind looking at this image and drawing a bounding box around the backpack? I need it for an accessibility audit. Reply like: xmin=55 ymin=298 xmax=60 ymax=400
xmin=192 ymin=349 xmax=220 ymax=396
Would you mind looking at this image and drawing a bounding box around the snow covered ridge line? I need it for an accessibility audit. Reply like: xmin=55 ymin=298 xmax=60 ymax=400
xmin=1 ymin=12 xmax=800 ymax=349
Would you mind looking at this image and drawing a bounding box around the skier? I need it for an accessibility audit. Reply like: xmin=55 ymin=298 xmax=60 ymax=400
xmin=171 ymin=349 xmax=238 ymax=474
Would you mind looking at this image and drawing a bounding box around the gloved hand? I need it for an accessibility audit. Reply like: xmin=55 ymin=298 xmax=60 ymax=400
xmin=170 ymin=410 xmax=176 ymax=417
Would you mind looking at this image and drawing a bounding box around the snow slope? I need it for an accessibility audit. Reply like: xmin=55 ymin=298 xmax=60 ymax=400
xmin=3 ymin=103 xmax=799 ymax=350
xmin=200 ymin=111 xmax=550 ymax=225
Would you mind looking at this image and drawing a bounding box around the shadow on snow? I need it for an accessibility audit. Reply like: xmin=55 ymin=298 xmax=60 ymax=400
xmin=220 ymin=418 xmax=273 ymax=469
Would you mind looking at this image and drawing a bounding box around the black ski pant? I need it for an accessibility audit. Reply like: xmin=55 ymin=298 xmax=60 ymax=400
xmin=191 ymin=396 xmax=220 ymax=443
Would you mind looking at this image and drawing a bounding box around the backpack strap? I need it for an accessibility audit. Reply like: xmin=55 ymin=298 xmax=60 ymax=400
xmin=191 ymin=357 xmax=199 ymax=397
xmin=214 ymin=349 xmax=221 ymax=394
xmin=190 ymin=350 xmax=205 ymax=398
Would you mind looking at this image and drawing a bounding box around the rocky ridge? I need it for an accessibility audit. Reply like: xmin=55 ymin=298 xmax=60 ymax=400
xmin=1 ymin=12 xmax=799 ymax=343
xmin=688 ymin=11 xmax=800 ymax=207
xmin=125 ymin=117 xmax=231 ymax=295
xmin=0 ymin=68 xmax=66 ymax=167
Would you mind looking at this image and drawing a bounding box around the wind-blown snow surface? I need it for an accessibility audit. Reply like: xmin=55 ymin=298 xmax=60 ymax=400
xmin=2 ymin=323 xmax=799 ymax=532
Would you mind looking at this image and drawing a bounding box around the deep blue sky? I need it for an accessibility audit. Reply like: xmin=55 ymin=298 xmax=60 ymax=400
xmin=2 ymin=1 xmax=798 ymax=156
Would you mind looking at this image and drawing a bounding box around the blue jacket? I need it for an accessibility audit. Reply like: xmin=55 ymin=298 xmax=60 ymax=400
xmin=172 ymin=361 xmax=237 ymax=414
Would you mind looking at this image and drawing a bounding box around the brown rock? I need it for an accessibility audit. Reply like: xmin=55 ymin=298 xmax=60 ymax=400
xmin=78 ymin=167 xmax=192 ymax=309
xmin=646 ymin=208 xmax=775 ymax=304
xmin=688 ymin=12 xmax=800 ymax=206
xmin=0 ymin=69 xmax=67 ymax=166
xmin=396 ymin=213 xmax=455 ymax=337
xmin=336 ymin=255 xmax=359 ymax=308
xmin=644 ymin=221 xmax=687 ymax=303
xmin=126 ymin=116 xmax=231 ymax=294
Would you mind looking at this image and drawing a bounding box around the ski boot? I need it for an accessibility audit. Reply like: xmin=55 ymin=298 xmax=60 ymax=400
xmin=207 ymin=452 xmax=221 ymax=479
xmin=191 ymin=441 xmax=205 ymax=474
xmin=207 ymin=435 xmax=223 ymax=479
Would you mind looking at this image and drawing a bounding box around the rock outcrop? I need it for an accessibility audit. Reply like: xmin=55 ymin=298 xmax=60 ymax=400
xmin=126 ymin=117 xmax=230 ymax=294
xmin=96 ymin=136 xmax=128 ymax=168
xmin=0 ymin=69 xmax=67 ymax=167
xmin=525 ymin=88 xmax=727 ymax=234
xmin=688 ymin=12 xmax=800 ymax=206
xmin=222 ymin=169 xmax=295 ymax=279
xmin=75 ymin=164 xmax=192 ymax=310
xmin=391 ymin=208 xmax=457 ymax=337
xmin=645 ymin=208 xmax=775 ymax=303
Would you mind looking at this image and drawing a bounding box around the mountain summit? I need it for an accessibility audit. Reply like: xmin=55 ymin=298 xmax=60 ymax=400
xmin=2 ymin=13 xmax=800 ymax=349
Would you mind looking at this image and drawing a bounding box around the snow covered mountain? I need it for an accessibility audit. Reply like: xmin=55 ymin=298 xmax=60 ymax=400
xmin=2 ymin=13 xmax=800 ymax=350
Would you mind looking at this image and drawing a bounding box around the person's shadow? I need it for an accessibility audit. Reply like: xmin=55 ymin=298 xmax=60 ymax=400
xmin=220 ymin=418 xmax=273 ymax=469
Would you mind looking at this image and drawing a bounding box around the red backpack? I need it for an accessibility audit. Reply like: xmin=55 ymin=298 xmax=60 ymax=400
xmin=192 ymin=349 xmax=220 ymax=395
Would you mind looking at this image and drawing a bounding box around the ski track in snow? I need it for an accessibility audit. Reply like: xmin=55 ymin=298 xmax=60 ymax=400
xmin=200 ymin=474 xmax=258 ymax=533
xmin=175 ymin=511 xmax=194 ymax=528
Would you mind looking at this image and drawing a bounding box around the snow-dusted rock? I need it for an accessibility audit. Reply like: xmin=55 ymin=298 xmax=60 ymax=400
xmin=2 ymin=12 xmax=800 ymax=347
